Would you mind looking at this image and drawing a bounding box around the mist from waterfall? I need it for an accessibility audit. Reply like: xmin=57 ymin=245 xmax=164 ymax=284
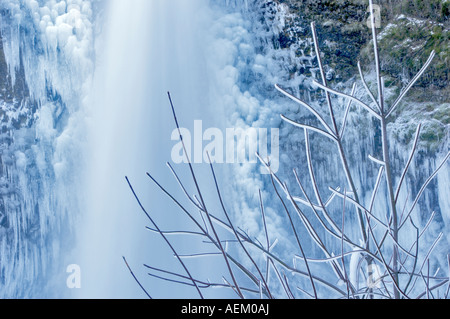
xmin=74 ymin=0 xmax=235 ymax=298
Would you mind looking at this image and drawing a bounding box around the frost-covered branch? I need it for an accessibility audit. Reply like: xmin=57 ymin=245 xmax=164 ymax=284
xmin=124 ymin=0 xmax=448 ymax=300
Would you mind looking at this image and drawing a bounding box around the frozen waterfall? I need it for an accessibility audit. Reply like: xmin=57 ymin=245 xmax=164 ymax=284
xmin=76 ymin=0 xmax=234 ymax=298
xmin=0 ymin=0 xmax=448 ymax=299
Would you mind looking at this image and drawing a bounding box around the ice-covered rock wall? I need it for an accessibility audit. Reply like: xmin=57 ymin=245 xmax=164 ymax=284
xmin=0 ymin=0 xmax=95 ymax=298
xmin=213 ymin=0 xmax=449 ymax=297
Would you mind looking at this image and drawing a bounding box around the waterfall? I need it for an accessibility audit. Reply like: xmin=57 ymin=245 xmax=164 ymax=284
xmin=74 ymin=0 xmax=230 ymax=298
xmin=0 ymin=0 xmax=447 ymax=299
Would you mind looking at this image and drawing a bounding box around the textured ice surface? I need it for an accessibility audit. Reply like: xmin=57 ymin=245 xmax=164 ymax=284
xmin=0 ymin=0 xmax=94 ymax=298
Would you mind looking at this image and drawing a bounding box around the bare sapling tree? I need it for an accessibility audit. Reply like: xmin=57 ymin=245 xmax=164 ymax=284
xmin=124 ymin=0 xmax=449 ymax=299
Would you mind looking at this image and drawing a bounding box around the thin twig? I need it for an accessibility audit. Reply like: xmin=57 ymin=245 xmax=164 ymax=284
xmin=340 ymin=83 xmax=356 ymax=139
xmin=125 ymin=177 xmax=204 ymax=299
xmin=278 ymin=180 xmax=318 ymax=298
xmin=206 ymin=152 xmax=273 ymax=298
xmin=387 ymin=51 xmax=436 ymax=118
xmin=399 ymin=152 xmax=450 ymax=229
xmin=275 ymin=84 xmax=334 ymax=136
xmin=167 ymin=92 xmax=245 ymax=299
xmin=312 ymin=80 xmax=382 ymax=120
xmin=123 ymin=257 xmax=152 ymax=299
xmin=281 ymin=114 xmax=338 ymax=141
xmin=357 ymin=61 xmax=380 ymax=112
xmin=394 ymin=123 xmax=422 ymax=204
xmin=259 ymin=190 xmax=271 ymax=285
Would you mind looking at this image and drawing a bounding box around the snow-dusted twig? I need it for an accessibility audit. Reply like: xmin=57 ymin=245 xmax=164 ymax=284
xmin=387 ymin=51 xmax=436 ymax=118
xmin=125 ymin=176 xmax=204 ymax=298
xmin=340 ymin=83 xmax=357 ymax=139
xmin=328 ymin=187 xmax=390 ymax=232
xmin=206 ymin=152 xmax=274 ymax=298
xmin=312 ymin=80 xmax=382 ymax=120
xmin=270 ymin=175 xmax=317 ymax=298
xmin=361 ymin=199 xmax=409 ymax=299
xmin=357 ymin=61 xmax=380 ymax=112
xmin=415 ymin=279 xmax=449 ymax=299
xmin=258 ymin=190 xmax=271 ymax=284
xmin=368 ymin=166 xmax=385 ymax=213
xmin=399 ymin=151 xmax=450 ymax=229
xmin=394 ymin=124 xmax=422 ymax=204
xmin=281 ymin=114 xmax=337 ymax=141
xmin=275 ymin=84 xmax=334 ymax=136
xmin=304 ymin=129 xmax=344 ymax=237
xmin=144 ymin=264 xmax=261 ymax=294
xmin=168 ymin=93 xmax=247 ymax=299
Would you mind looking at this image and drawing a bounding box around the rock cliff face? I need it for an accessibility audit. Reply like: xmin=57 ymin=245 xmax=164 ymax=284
xmin=276 ymin=0 xmax=449 ymax=94
xmin=269 ymin=0 xmax=449 ymax=163
xmin=0 ymin=34 xmax=36 ymax=236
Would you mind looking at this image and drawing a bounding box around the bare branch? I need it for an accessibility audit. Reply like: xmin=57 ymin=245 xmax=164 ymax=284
xmin=125 ymin=177 xmax=204 ymax=298
xmin=311 ymin=21 xmax=340 ymax=136
xmin=275 ymin=84 xmax=334 ymax=135
xmin=259 ymin=190 xmax=271 ymax=285
xmin=123 ymin=257 xmax=152 ymax=299
xmin=404 ymin=217 xmax=420 ymax=295
xmin=368 ymin=154 xmax=385 ymax=167
xmin=387 ymin=51 xmax=436 ymax=118
xmin=400 ymin=151 xmax=450 ymax=229
xmin=395 ymin=124 xmax=422 ymax=204
xmin=222 ymin=277 xmax=244 ymax=299
xmin=293 ymin=169 xmax=345 ymax=241
xmin=357 ymin=61 xmax=380 ymax=112
xmin=362 ymin=203 xmax=410 ymax=299
xmin=206 ymin=152 xmax=273 ymax=298
xmin=304 ymin=129 xmax=342 ymax=236
xmin=328 ymin=187 xmax=390 ymax=232
xmin=340 ymin=83 xmax=357 ymax=138
xmin=281 ymin=114 xmax=337 ymax=141
xmin=341 ymin=197 xmax=354 ymax=299
xmin=144 ymin=265 xmax=261 ymax=295
xmin=415 ymin=279 xmax=449 ymax=299
xmin=269 ymin=258 xmax=294 ymax=299
xmin=145 ymin=227 xmax=206 ymax=238
xmin=294 ymin=250 xmax=367 ymax=264
xmin=419 ymin=211 xmax=436 ymax=239
xmin=277 ymin=179 xmax=318 ymax=298
xmin=369 ymin=0 xmax=384 ymax=112
xmin=312 ymin=80 xmax=382 ymax=120
xmin=368 ymin=166 xmax=385 ymax=213
xmin=167 ymin=93 xmax=245 ymax=299
xmin=419 ymin=233 xmax=444 ymax=277
xmin=177 ymin=252 xmax=223 ymax=259
xmin=166 ymin=162 xmax=204 ymax=211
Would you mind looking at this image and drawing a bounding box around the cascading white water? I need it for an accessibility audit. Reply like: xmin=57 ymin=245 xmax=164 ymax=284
xmin=75 ymin=0 xmax=231 ymax=298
